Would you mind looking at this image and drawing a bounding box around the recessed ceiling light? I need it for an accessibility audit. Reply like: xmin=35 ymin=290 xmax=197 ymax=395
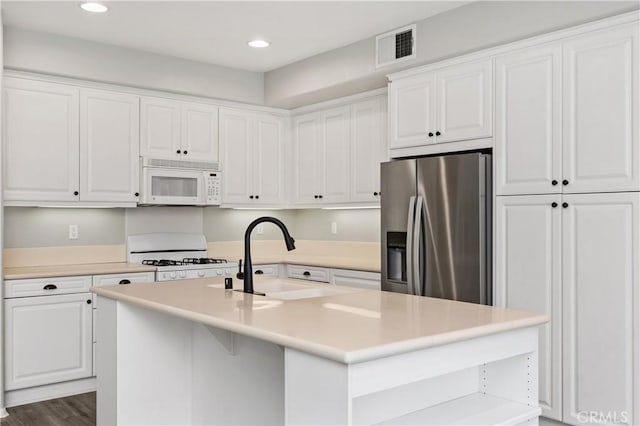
xmin=80 ymin=2 xmax=108 ymax=13
xmin=247 ymin=40 xmax=270 ymax=48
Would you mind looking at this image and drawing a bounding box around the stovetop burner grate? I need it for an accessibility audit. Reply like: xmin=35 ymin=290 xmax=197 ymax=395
xmin=182 ymin=258 xmax=228 ymax=265
xmin=142 ymin=259 xmax=185 ymax=267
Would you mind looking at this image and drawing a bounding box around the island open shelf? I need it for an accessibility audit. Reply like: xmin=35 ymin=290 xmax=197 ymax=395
xmin=93 ymin=277 xmax=547 ymax=425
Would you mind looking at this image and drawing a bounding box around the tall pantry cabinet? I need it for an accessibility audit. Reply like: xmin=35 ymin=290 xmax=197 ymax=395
xmin=494 ymin=22 xmax=639 ymax=426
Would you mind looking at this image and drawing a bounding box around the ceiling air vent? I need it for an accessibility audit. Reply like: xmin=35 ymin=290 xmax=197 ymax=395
xmin=376 ymin=24 xmax=416 ymax=68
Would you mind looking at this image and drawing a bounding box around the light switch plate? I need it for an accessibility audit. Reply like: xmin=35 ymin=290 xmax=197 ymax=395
xmin=69 ymin=224 xmax=79 ymax=240
xmin=331 ymin=222 xmax=338 ymax=234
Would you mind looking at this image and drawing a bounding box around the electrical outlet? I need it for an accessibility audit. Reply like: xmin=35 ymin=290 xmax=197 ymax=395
xmin=331 ymin=222 xmax=338 ymax=234
xmin=256 ymin=223 xmax=264 ymax=235
xmin=69 ymin=224 xmax=79 ymax=240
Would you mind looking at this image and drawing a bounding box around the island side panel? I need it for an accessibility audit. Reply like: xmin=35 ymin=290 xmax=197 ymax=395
xmin=285 ymin=349 xmax=351 ymax=425
xmin=96 ymin=296 xmax=117 ymax=426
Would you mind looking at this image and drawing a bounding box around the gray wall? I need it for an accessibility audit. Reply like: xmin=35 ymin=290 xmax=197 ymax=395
xmin=265 ymin=1 xmax=639 ymax=107
xmin=4 ymin=207 xmax=125 ymax=248
xmin=3 ymin=27 xmax=265 ymax=105
xmin=3 ymin=207 xmax=381 ymax=248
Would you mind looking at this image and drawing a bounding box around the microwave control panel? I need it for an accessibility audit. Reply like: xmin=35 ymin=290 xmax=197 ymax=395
xmin=206 ymin=172 xmax=222 ymax=205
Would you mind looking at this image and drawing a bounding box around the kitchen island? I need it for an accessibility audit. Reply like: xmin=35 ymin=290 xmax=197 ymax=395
xmin=93 ymin=277 xmax=547 ymax=425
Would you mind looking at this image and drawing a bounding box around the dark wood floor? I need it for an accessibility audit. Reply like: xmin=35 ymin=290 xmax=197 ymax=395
xmin=0 ymin=392 xmax=95 ymax=426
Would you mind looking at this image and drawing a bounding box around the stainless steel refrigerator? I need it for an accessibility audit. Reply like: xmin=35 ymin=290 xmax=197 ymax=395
xmin=381 ymin=152 xmax=492 ymax=304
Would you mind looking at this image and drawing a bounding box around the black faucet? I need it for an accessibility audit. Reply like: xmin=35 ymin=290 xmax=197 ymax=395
xmin=242 ymin=217 xmax=295 ymax=294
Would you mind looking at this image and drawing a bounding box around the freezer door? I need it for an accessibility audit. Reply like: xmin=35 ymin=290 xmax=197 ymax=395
xmin=381 ymin=159 xmax=416 ymax=293
xmin=416 ymin=153 xmax=490 ymax=304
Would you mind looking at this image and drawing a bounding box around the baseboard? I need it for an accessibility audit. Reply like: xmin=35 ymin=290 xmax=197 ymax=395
xmin=5 ymin=377 xmax=96 ymax=408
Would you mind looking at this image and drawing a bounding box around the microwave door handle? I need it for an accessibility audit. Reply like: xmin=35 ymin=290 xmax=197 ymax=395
xmin=413 ymin=196 xmax=423 ymax=296
xmin=406 ymin=196 xmax=416 ymax=296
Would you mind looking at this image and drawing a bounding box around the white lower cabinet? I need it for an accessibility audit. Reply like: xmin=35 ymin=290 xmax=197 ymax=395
xmin=253 ymin=264 xmax=281 ymax=277
xmin=496 ymin=192 xmax=640 ymax=425
xmin=330 ymin=268 xmax=381 ymax=291
xmin=4 ymin=293 xmax=93 ymax=391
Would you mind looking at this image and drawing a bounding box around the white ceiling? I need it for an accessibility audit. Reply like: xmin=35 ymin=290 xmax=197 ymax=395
xmin=2 ymin=1 xmax=469 ymax=72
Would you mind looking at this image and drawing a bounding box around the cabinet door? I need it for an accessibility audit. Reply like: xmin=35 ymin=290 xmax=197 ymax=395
xmin=350 ymin=97 xmax=387 ymax=202
xmin=220 ymin=109 xmax=252 ymax=204
xmin=318 ymin=106 xmax=350 ymax=203
xmin=4 ymin=293 xmax=93 ymax=390
xmin=495 ymin=195 xmax=562 ymax=420
xmin=80 ymin=89 xmax=140 ymax=203
xmin=140 ymin=96 xmax=181 ymax=159
xmin=388 ymin=74 xmax=436 ymax=149
xmin=3 ymin=78 xmax=79 ymax=202
xmin=293 ymin=113 xmax=321 ymax=203
xmin=435 ymin=59 xmax=493 ymax=143
xmin=254 ymin=115 xmax=285 ymax=205
xmin=562 ymin=192 xmax=639 ymax=426
xmin=182 ymin=102 xmax=219 ymax=162
xmin=563 ymin=24 xmax=639 ymax=193
xmin=495 ymin=44 xmax=562 ymax=196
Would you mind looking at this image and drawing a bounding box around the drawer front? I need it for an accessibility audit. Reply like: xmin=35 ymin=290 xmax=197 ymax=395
xmin=92 ymin=272 xmax=156 ymax=307
xmin=4 ymin=275 xmax=92 ymax=298
xmin=331 ymin=269 xmax=381 ymax=290
xmin=287 ymin=265 xmax=330 ymax=283
xmin=253 ymin=264 xmax=281 ymax=277
xmin=92 ymin=272 xmax=156 ymax=288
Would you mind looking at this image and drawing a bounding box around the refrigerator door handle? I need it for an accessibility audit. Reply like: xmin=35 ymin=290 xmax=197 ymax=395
xmin=413 ymin=195 xmax=423 ymax=296
xmin=406 ymin=196 xmax=416 ymax=296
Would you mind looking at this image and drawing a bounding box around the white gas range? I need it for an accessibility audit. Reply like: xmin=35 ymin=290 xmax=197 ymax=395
xmin=127 ymin=233 xmax=237 ymax=282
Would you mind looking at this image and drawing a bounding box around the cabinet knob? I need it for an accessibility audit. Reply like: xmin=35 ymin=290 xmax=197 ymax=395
xmin=319 ymin=195 xmax=323 ymax=199
xmin=43 ymin=284 xmax=58 ymax=290
xmin=134 ymin=192 xmax=140 ymax=197
xmin=303 ymin=271 xmax=311 ymax=276
xmin=562 ymin=202 xmax=569 ymax=208
xmin=562 ymin=179 xmax=569 ymax=186
xmin=428 ymin=132 xmax=434 ymax=137
xmin=435 ymin=131 xmax=441 ymax=136
xmin=176 ymin=149 xmax=181 ymax=154
xmin=183 ymin=150 xmax=188 ymax=155
xmin=551 ymin=180 xmax=558 ymax=186
xmin=314 ymin=195 xmax=319 ymax=199
xmin=73 ymin=191 xmax=79 ymax=196
xmin=373 ymin=192 xmax=378 ymax=196
xmin=255 ymin=270 xmax=264 ymax=275
xmin=118 ymin=279 xmax=131 ymax=285
xmin=551 ymin=202 xmax=558 ymax=208
xmin=255 ymin=195 xmax=259 ymax=199
xmin=86 ymin=299 xmax=92 ymax=305
xmin=250 ymin=195 xmax=254 ymax=199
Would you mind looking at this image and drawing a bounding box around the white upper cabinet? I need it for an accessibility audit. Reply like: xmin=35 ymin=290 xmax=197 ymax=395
xmin=388 ymin=74 xmax=436 ymax=149
xmin=495 ymin=43 xmax=562 ymax=196
xmin=80 ymin=89 xmax=140 ymax=203
xmin=141 ymin=96 xmax=219 ymax=162
xmin=293 ymin=106 xmax=350 ymax=204
xmin=495 ymin=195 xmax=563 ymax=420
xmin=3 ymin=78 xmax=80 ymax=202
xmin=140 ymin=96 xmax=181 ymax=159
xmin=220 ymin=108 xmax=285 ymax=206
xmin=435 ymin=59 xmax=493 ymax=143
xmin=562 ymin=192 xmax=639 ymax=426
xmin=350 ymin=97 xmax=387 ymax=202
xmin=318 ymin=106 xmax=350 ymax=203
xmin=389 ymin=59 xmax=492 ymax=150
xmin=182 ymin=102 xmax=220 ymax=162
xmin=563 ymin=24 xmax=639 ymax=193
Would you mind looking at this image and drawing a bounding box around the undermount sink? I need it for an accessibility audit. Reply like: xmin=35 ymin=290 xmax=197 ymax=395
xmin=208 ymin=277 xmax=358 ymax=300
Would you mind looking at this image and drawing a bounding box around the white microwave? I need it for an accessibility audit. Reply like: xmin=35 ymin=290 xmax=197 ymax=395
xmin=140 ymin=158 xmax=221 ymax=206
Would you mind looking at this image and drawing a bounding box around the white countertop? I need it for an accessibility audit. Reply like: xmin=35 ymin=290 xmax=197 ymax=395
xmin=93 ymin=277 xmax=548 ymax=364
xmin=4 ymin=262 xmax=158 ymax=280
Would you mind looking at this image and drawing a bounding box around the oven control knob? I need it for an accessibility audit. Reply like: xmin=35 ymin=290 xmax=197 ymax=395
xmin=226 ymin=269 xmax=232 ymax=275
xmin=178 ymin=271 xmax=186 ymax=278
xmin=216 ymin=270 xmax=223 ymax=276
xmin=197 ymin=271 xmax=205 ymax=278
xmin=170 ymin=272 xmax=177 ymax=279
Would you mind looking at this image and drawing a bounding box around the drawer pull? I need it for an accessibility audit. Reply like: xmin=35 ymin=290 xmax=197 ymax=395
xmin=255 ymin=270 xmax=264 ymax=275
xmin=119 ymin=279 xmax=131 ymax=285
xmin=87 ymin=299 xmax=92 ymax=304
xmin=43 ymin=284 xmax=58 ymax=290
xmin=303 ymin=271 xmax=311 ymax=276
